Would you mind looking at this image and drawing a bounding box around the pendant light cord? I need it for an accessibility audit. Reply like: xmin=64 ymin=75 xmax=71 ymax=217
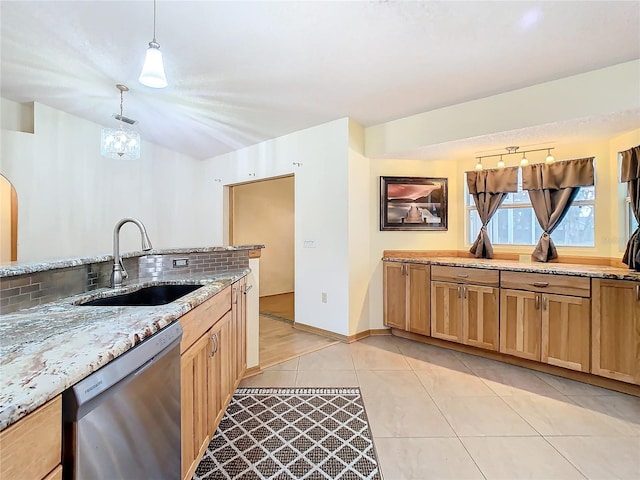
xmin=152 ymin=0 xmax=157 ymax=43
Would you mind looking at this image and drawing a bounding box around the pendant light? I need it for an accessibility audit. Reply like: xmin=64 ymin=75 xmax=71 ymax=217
xmin=101 ymin=84 xmax=141 ymax=160
xmin=474 ymin=158 xmax=483 ymax=171
xmin=497 ymin=155 xmax=505 ymax=168
xmin=139 ymin=0 xmax=168 ymax=88
xmin=520 ymin=152 xmax=529 ymax=166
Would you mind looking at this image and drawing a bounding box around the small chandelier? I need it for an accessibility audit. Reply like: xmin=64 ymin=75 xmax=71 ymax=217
xmin=138 ymin=0 xmax=168 ymax=88
xmin=101 ymin=84 xmax=141 ymax=160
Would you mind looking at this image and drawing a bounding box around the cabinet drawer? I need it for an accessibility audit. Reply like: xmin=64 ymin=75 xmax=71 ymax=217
xmin=431 ymin=265 xmax=499 ymax=287
xmin=500 ymin=271 xmax=590 ymax=297
xmin=0 ymin=396 xmax=61 ymax=480
xmin=180 ymin=286 xmax=232 ymax=353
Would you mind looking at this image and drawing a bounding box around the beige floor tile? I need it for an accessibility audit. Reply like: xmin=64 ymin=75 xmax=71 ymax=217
xmin=363 ymin=392 xmax=455 ymax=438
xmin=535 ymin=372 xmax=625 ymax=396
xmin=461 ymin=436 xmax=585 ymax=479
xmin=415 ymin=365 xmax=497 ymax=398
xmin=397 ymin=341 xmax=471 ymax=371
xmin=567 ymin=394 xmax=640 ymax=435
xmin=239 ymin=370 xmax=297 ymax=387
xmin=350 ymin=341 xmax=411 ymax=371
xmin=297 ymin=342 xmax=354 ymax=370
xmin=375 ymin=437 xmax=484 ymax=480
xmin=266 ymin=357 xmax=299 ymax=371
xmin=472 ymin=364 xmax=563 ymax=397
xmin=455 ymin=351 xmax=508 ymax=371
xmin=357 ymin=370 xmax=427 ymax=398
xmin=546 ymin=436 xmax=640 ymax=479
xmin=434 ymin=396 xmax=538 ymax=436
xmin=503 ymin=392 xmax=638 ymax=436
xmin=294 ymin=369 xmax=358 ymax=387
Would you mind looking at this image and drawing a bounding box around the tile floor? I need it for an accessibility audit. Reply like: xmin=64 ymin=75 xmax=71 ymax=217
xmin=240 ymin=334 xmax=640 ymax=480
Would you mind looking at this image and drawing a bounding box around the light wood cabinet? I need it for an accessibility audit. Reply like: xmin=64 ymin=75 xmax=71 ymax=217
xmin=500 ymin=274 xmax=591 ymax=371
xmin=500 ymin=289 xmax=541 ymax=361
xmin=592 ymin=279 xmax=640 ymax=384
xmin=431 ymin=281 xmax=463 ymax=342
xmin=542 ymin=294 xmax=590 ymax=372
xmin=431 ymin=266 xmax=499 ymax=350
xmin=181 ymin=332 xmax=211 ymax=480
xmin=180 ymin=281 xmax=248 ymax=480
xmin=383 ymin=262 xmax=430 ymax=335
xmin=0 ymin=395 xmax=61 ymax=480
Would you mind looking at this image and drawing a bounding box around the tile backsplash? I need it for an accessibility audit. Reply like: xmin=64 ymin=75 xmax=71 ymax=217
xmin=0 ymin=251 xmax=249 ymax=314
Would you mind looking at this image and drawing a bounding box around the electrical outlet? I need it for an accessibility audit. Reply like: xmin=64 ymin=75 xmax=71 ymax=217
xmin=321 ymin=292 xmax=327 ymax=303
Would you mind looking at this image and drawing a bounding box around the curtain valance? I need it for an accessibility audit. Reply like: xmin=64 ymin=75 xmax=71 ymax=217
xmin=522 ymin=157 xmax=594 ymax=191
xmin=620 ymin=145 xmax=640 ymax=182
xmin=466 ymin=166 xmax=519 ymax=194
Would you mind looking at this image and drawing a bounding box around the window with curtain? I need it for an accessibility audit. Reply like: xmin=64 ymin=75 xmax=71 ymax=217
xmin=466 ymin=169 xmax=595 ymax=246
xmin=629 ymin=196 xmax=639 ymax=238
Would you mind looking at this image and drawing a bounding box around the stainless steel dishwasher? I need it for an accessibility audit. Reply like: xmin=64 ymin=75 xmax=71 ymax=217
xmin=63 ymin=322 xmax=182 ymax=480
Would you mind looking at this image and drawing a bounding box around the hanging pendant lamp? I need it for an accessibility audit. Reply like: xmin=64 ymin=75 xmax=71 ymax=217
xmin=139 ymin=0 xmax=168 ymax=88
xmin=101 ymin=84 xmax=141 ymax=160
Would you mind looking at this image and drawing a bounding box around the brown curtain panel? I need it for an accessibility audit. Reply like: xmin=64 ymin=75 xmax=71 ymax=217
xmin=621 ymin=145 xmax=640 ymax=270
xmin=466 ymin=167 xmax=518 ymax=258
xmin=522 ymin=157 xmax=595 ymax=262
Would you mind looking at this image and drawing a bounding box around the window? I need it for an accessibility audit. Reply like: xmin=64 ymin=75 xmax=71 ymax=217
xmin=466 ymin=170 xmax=595 ymax=246
xmin=628 ymin=196 xmax=638 ymax=238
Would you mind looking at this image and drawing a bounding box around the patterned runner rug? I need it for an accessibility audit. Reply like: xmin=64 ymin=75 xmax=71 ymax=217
xmin=193 ymin=387 xmax=381 ymax=480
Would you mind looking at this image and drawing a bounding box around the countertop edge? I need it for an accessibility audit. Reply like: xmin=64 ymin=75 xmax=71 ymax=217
xmin=382 ymin=256 xmax=640 ymax=281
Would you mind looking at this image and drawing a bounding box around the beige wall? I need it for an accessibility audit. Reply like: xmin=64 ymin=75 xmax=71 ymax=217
xmin=232 ymin=176 xmax=294 ymax=296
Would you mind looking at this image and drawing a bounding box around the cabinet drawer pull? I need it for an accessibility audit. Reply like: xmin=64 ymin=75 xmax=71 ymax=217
xmin=233 ymin=287 xmax=238 ymax=304
xmin=243 ymin=284 xmax=253 ymax=294
xmin=542 ymin=296 xmax=548 ymax=310
xmin=210 ymin=333 xmax=219 ymax=357
xmin=637 ymin=284 xmax=640 ymax=302
xmin=533 ymin=282 xmax=549 ymax=288
xmin=457 ymin=286 xmax=462 ymax=298
xmin=463 ymin=286 xmax=467 ymax=299
xmin=535 ymin=294 xmax=540 ymax=310
xmin=457 ymin=274 xmax=469 ymax=278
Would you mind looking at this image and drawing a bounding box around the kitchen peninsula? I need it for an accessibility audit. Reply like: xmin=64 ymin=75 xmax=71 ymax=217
xmin=0 ymin=245 xmax=262 ymax=480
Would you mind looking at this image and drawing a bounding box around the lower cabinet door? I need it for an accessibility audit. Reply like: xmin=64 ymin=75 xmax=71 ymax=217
xmin=500 ymin=289 xmax=541 ymax=361
xmin=408 ymin=263 xmax=430 ymax=336
xmin=383 ymin=262 xmax=407 ymax=329
xmin=541 ymin=294 xmax=591 ymax=372
xmin=181 ymin=333 xmax=211 ymax=480
xmin=431 ymin=281 xmax=463 ymax=343
xmin=463 ymin=285 xmax=499 ymax=351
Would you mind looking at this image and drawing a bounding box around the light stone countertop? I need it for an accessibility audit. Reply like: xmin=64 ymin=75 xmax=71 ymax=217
xmin=382 ymin=256 xmax=640 ymax=281
xmin=0 ymin=269 xmax=249 ymax=431
xmin=0 ymin=245 xmax=264 ymax=278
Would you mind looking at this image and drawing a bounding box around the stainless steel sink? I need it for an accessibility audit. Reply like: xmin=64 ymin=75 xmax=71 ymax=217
xmin=78 ymin=284 xmax=203 ymax=306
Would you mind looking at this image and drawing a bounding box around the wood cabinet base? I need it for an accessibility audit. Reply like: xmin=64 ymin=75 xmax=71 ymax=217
xmin=391 ymin=328 xmax=640 ymax=397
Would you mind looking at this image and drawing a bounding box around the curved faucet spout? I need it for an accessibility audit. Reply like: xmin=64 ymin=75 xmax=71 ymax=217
xmin=111 ymin=217 xmax=153 ymax=287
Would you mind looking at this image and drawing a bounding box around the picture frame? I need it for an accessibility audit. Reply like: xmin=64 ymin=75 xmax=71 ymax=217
xmin=380 ymin=176 xmax=448 ymax=231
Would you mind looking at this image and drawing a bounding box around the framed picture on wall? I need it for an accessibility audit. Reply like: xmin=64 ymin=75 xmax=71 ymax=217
xmin=380 ymin=176 xmax=448 ymax=231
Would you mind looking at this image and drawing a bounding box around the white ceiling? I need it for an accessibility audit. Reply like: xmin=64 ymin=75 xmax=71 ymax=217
xmin=1 ymin=1 xmax=639 ymax=160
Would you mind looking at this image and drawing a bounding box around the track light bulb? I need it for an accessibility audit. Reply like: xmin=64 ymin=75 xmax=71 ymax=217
xmin=475 ymin=159 xmax=483 ymax=171
xmin=520 ymin=154 xmax=528 ymax=166
xmin=545 ymin=149 xmax=555 ymax=164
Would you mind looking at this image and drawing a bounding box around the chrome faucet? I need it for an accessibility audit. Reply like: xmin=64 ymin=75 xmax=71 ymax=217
xmin=111 ymin=217 xmax=153 ymax=287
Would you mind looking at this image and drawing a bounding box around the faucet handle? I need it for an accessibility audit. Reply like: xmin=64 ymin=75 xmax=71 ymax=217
xmin=120 ymin=259 xmax=128 ymax=279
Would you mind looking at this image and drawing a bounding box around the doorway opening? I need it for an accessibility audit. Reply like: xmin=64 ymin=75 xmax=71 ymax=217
xmin=1 ymin=175 xmax=18 ymax=262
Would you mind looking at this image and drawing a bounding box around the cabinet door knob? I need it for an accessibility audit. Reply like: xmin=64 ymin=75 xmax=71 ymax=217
xmin=535 ymin=294 xmax=540 ymax=310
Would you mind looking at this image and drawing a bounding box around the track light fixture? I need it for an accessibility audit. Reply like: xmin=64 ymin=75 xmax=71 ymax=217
xmin=474 ymin=146 xmax=555 ymax=169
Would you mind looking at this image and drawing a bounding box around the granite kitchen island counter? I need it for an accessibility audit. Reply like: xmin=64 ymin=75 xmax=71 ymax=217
xmin=0 ymin=269 xmax=249 ymax=430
